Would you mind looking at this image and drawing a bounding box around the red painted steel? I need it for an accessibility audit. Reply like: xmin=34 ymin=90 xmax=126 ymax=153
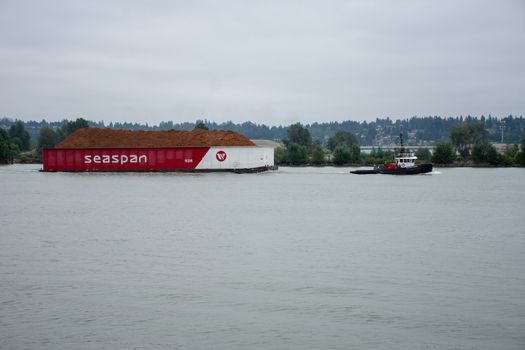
xmin=42 ymin=147 xmax=210 ymax=171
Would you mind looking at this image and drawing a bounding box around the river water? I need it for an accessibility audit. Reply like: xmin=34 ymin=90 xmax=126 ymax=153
xmin=1 ymin=165 xmax=524 ymax=349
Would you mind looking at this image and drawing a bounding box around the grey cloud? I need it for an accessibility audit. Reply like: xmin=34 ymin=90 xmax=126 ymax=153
xmin=0 ymin=0 xmax=524 ymax=124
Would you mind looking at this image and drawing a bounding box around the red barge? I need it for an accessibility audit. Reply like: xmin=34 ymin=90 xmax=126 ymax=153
xmin=42 ymin=128 xmax=276 ymax=173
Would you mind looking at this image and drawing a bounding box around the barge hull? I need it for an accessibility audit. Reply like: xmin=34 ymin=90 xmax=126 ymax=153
xmin=42 ymin=147 xmax=275 ymax=172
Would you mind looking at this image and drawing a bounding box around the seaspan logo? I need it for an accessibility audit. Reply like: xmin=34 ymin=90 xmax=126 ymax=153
xmin=84 ymin=154 xmax=148 ymax=164
xmin=216 ymin=150 xmax=227 ymax=162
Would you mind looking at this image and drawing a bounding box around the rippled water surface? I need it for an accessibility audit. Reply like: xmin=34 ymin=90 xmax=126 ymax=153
xmin=1 ymin=165 xmax=524 ymax=349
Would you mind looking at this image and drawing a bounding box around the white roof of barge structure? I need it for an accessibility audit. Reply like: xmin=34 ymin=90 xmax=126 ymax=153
xmin=251 ymin=140 xmax=283 ymax=148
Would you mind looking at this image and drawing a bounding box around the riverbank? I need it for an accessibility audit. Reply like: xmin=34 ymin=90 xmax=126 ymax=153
xmin=431 ymin=163 xmax=525 ymax=168
xmin=6 ymin=161 xmax=525 ymax=169
xmin=278 ymin=162 xmax=525 ymax=168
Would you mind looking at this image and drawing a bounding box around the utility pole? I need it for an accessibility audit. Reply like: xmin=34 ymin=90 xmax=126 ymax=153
xmin=500 ymin=122 xmax=505 ymax=143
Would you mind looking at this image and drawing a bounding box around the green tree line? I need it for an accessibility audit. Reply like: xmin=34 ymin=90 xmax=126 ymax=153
xmin=276 ymin=123 xmax=395 ymax=166
xmin=430 ymin=122 xmax=525 ymax=165
xmin=2 ymin=114 xmax=525 ymax=145
xmin=0 ymin=118 xmax=89 ymax=164
xmin=1 ymin=117 xmax=524 ymax=166
xmin=275 ymin=122 xmax=525 ymax=166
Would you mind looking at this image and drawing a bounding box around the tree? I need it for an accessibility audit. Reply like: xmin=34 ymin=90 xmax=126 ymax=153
xmin=0 ymin=128 xmax=15 ymax=164
xmin=350 ymin=144 xmax=361 ymax=163
xmin=286 ymin=143 xmax=308 ymax=165
xmin=471 ymin=141 xmax=500 ymax=164
xmin=58 ymin=118 xmax=89 ymax=140
xmin=374 ymin=148 xmax=389 ymax=159
xmin=450 ymin=122 xmax=487 ymax=158
xmin=431 ymin=142 xmax=456 ymax=164
xmin=8 ymin=120 xmax=31 ymax=151
xmin=194 ymin=120 xmax=209 ymax=130
xmin=518 ymin=139 xmax=525 ymax=164
xmin=501 ymin=144 xmax=519 ymax=165
xmin=311 ymin=145 xmax=325 ymax=165
xmin=326 ymin=131 xmax=360 ymax=164
xmin=281 ymin=123 xmax=311 ymax=165
xmin=327 ymin=131 xmax=359 ymax=151
xmin=284 ymin=123 xmax=311 ymax=148
xmin=37 ymin=127 xmax=59 ymax=152
xmin=364 ymin=147 xmax=392 ymax=165
xmin=415 ymin=147 xmax=432 ymax=161
xmin=332 ymin=145 xmax=351 ymax=165
xmin=274 ymin=147 xmax=287 ymax=165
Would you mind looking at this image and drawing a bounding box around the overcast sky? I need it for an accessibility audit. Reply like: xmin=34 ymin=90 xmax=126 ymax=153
xmin=0 ymin=0 xmax=524 ymax=125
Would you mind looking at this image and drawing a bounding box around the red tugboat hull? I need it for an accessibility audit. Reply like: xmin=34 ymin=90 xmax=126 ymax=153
xmin=351 ymin=163 xmax=433 ymax=175
xmin=379 ymin=163 xmax=433 ymax=175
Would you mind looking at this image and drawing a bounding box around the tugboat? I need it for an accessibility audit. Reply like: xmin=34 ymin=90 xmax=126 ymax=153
xmin=351 ymin=134 xmax=433 ymax=175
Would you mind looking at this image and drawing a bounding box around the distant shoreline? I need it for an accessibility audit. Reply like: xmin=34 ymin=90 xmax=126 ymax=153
xmin=5 ymin=161 xmax=525 ymax=169
xmin=280 ymin=163 xmax=525 ymax=168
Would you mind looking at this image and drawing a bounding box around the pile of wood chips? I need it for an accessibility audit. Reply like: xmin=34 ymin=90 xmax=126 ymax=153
xmin=55 ymin=128 xmax=256 ymax=148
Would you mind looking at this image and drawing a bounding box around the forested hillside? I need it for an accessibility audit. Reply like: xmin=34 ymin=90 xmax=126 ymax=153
xmin=1 ymin=115 xmax=524 ymax=146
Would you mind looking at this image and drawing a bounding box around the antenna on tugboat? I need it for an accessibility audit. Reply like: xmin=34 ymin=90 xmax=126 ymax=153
xmin=399 ymin=132 xmax=405 ymax=153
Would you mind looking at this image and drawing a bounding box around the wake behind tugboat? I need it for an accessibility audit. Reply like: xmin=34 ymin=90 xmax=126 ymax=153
xmin=351 ymin=134 xmax=433 ymax=175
